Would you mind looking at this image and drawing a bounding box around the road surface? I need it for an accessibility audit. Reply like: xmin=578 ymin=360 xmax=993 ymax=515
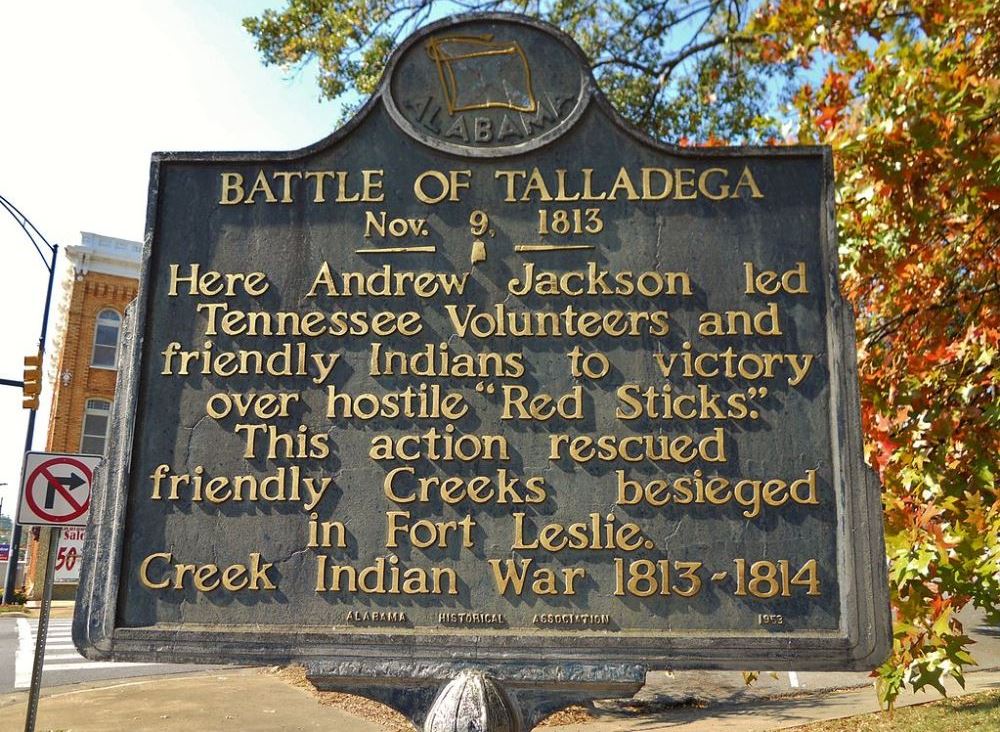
xmin=0 ymin=616 xmax=217 ymax=693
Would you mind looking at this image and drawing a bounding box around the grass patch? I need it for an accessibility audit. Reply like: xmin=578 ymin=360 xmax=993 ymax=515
xmin=789 ymin=689 xmax=1000 ymax=731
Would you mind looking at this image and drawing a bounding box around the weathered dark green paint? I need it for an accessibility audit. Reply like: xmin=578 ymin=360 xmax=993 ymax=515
xmin=75 ymin=15 xmax=889 ymax=709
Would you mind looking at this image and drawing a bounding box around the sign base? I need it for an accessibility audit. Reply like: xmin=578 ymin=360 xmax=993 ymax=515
xmin=307 ymin=663 xmax=645 ymax=731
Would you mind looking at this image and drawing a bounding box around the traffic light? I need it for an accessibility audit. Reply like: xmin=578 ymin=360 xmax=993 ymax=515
xmin=23 ymin=352 xmax=42 ymax=410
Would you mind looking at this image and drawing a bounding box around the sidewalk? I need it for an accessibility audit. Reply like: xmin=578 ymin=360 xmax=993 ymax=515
xmin=0 ymin=666 xmax=997 ymax=731
xmin=4 ymin=605 xmax=997 ymax=730
xmin=560 ymin=668 xmax=1000 ymax=731
xmin=0 ymin=668 xmax=393 ymax=732
xmin=1 ymin=604 xmax=75 ymax=620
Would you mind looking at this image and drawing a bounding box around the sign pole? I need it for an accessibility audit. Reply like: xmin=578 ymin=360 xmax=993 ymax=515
xmin=12 ymin=451 xmax=96 ymax=730
xmin=23 ymin=526 xmax=59 ymax=732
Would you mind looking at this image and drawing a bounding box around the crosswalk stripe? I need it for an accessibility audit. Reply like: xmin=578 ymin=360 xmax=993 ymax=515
xmin=14 ymin=619 xmax=167 ymax=688
xmin=41 ymin=662 xmax=158 ymax=672
xmin=15 ymin=619 xmax=33 ymax=689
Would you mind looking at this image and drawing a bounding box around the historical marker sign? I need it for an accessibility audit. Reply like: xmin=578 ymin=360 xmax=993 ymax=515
xmin=75 ymin=12 xmax=889 ymax=705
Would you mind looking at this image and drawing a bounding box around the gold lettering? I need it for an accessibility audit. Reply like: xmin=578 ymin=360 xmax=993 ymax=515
xmin=674 ymin=168 xmax=697 ymax=200
xmin=245 ymin=170 xmax=278 ymax=204
xmin=272 ymin=171 xmax=303 ymax=203
xmin=139 ymin=552 xmax=171 ymax=589
xmin=732 ymin=165 xmax=764 ymax=198
xmin=698 ymin=168 xmax=730 ymax=200
xmin=219 ymin=173 xmax=244 ymax=204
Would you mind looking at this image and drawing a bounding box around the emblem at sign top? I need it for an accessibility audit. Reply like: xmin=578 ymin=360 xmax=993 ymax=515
xmin=383 ymin=14 xmax=592 ymax=156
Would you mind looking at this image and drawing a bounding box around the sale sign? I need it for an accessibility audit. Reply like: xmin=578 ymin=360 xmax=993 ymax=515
xmin=54 ymin=526 xmax=86 ymax=583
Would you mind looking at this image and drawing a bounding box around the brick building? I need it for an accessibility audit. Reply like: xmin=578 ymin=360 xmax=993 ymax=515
xmin=25 ymin=232 xmax=140 ymax=600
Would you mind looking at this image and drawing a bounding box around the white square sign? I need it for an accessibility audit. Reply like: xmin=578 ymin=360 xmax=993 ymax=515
xmin=16 ymin=451 xmax=102 ymax=527
xmin=54 ymin=527 xmax=87 ymax=583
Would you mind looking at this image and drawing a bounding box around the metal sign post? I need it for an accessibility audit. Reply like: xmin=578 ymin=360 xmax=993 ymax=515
xmin=24 ymin=527 xmax=59 ymax=732
xmin=15 ymin=451 xmax=99 ymax=731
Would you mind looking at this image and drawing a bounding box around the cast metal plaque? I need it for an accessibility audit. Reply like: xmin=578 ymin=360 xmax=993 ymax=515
xmin=75 ymin=13 xmax=889 ymax=676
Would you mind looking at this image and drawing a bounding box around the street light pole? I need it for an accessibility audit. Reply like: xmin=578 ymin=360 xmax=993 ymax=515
xmin=0 ymin=484 xmax=7 ymax=544
xmin=0 ymin=193 xmax=58 ymax=604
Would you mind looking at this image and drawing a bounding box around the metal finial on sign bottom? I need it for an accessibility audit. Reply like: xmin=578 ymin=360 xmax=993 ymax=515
xmin=424 ymin=670 xmax=521 ymax=732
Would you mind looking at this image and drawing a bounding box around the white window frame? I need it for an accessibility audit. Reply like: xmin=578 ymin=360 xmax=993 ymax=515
xmin=91 ymin=308 xmax=121 ymax=370
xmin=80 ymin=398 xmax=112 ymax=455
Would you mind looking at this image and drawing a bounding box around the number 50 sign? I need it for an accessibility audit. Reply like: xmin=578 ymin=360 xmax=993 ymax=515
xmin=54 ymin=526 xmax=86 ymax=583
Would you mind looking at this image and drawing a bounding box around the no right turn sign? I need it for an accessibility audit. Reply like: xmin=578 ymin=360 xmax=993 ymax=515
xmin=16 ymin=452 xmax=102 ymax=527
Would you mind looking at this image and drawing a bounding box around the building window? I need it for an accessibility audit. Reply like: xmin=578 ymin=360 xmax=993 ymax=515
xmin=80 ymin=399 xmax=111 ymax=455
xmin=91 ymin=309 xmax=121 ymax=368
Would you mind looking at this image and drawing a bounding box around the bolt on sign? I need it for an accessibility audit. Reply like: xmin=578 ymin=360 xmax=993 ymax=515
xmin=75 ymin=13 xmax=889 ymax=726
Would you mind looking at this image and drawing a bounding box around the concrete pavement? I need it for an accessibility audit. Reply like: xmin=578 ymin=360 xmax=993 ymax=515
xmin=0 ymin=669 xmax=391 ymax=732
xmin=0 ymin=666 xmax=997 ymax=731
xmin=0 ymin=605 xmax=995 ymax=730
xmin=559 ymin=670 xmax=1000 ymax=731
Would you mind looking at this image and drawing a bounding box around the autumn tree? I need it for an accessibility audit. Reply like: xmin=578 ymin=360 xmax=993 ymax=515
xmin=243 ymin=0 xmax=788 ymax=142
xmin=245 ymin=0 xmax=1000 ymax=708
xmin=752 ymin=0 xmax=1000 ymax=705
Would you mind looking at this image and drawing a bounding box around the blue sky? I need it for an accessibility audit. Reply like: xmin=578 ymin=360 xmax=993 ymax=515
xmin=0 ymin=2 xmax=343 ymax=517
